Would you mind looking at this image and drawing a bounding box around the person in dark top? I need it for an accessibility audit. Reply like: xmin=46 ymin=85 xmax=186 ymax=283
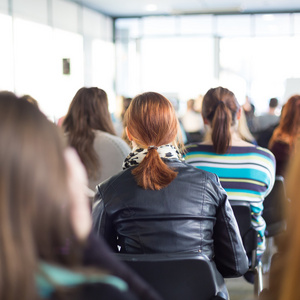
xmin=92 ymin=91 xmax=248 ymax=282
xmin=269 ymin=95 xmax=300 ymax=176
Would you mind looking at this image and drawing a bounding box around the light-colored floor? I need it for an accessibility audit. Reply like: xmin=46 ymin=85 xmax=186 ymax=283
xmin=225 ymin=237 xmax=277 ymax=300
xmin=226 ymin=277 xmax=255 ymax=300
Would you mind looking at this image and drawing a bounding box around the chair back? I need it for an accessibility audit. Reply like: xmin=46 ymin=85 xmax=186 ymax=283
xmin=116 ymin=253 xmax=228 ymax=300
xmin=229 ymin=201 xmax=257 ymax=258
xmin=229 ymin=201 xmax=264 ymax=295
xmin=262 ymin=175 xmax=286 ymax=237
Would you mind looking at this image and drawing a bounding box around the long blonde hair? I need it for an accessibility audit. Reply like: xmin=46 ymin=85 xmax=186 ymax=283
xmin=265 ymin=140 xmax=300 ymax=300
xmin=0 ymin=92 xmax=83 ymax=300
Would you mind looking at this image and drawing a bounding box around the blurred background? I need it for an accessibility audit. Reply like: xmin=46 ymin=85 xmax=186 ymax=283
xmin=1 ymin=0 xmax=300 ymax=120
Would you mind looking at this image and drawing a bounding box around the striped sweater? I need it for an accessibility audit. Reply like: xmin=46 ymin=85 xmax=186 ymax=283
xmin=184 ymin=144 xmax=276 ymax=255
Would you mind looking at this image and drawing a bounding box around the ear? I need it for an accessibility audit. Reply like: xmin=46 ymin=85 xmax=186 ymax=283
xmin=125 ymin=127 xmax=132 ymax=141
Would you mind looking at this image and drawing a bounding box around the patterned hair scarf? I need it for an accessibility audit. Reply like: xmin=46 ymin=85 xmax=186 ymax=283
xmin=122 ymin=144 xmax=184 ymax=170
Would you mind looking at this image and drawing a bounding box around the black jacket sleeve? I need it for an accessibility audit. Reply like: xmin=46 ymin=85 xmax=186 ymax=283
xmin=92 ymin=185 xmax=119 ymax=252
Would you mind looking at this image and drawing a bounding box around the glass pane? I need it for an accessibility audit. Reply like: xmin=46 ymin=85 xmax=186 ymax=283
xmin=0 ymin=14 xmax=13 ymax=91
xmin=220 ymin=36 xmax=300 ymax=114
xmin=254 ymin=14 xmax=291 ymax=36
xmin=179 ymin=15 xmax=213 ymax=35
xmin=142 ymin=16 xmax=177 ymax=36
xmin=140 ymin=36 xmax=215 ymax=109
xmin=216 ymin=15 xmax=252 ymax=37
xmin=115 ymin=18 xmax=141 ymax=39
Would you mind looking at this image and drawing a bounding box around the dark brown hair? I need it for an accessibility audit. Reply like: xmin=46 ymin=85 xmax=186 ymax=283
xmin=63 ymin=87 xmax=116 ymax=179
xmin=0 ymin=92 xmax=83 ymax=300
xmin=268 ymin=94 xmax=300 ymax=151
xmin=124 ymin=92 xmax=179 ymax=190
xmin=202 ymin=87 xmax=240 ymax=154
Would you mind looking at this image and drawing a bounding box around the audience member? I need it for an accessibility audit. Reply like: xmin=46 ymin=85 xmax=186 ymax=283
xmin=92 ymin=92 xmax=248 ymax=292
xmin=256 ymin=97 xmax=280 ymax=131
xmin=181 ymin=98 xmax=204 ymax=142
xmin=184 ymin=87 xmax=275 ymax=273
xmin=268 ymin=94 xmax=300 ymax=176
xmin=259 ymin=141 xmax=300 ymax=300
xmin=63 ymin=87 xmax=131 ymax=193
xmin=0 ymin=92 xmax=151 ymax=300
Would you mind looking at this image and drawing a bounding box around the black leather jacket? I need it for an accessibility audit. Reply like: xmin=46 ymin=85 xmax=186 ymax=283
xmin=92 ymin=159 xmax=248 ymax=278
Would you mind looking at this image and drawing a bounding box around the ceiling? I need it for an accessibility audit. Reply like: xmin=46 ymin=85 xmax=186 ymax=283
xmin=68 ymin=0 xmax=300 ymax=18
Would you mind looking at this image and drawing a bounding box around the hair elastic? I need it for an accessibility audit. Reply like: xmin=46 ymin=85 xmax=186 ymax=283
xmin=148 ymin=145 xmax=158 ymax=150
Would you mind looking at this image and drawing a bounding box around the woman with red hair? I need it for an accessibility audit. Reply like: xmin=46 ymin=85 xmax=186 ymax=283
xmin=93 ymin=92 xmax=248 ymax=286
xmin=269 ymin=94 xmax=300 ymax=176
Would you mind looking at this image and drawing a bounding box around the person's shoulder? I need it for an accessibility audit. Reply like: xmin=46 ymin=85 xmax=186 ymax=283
xmin=94 ymin=130 xmax=131 ymax=151
xmin=253 ymin=145 xmax=275 ymax=158
xmin=184 ymin=142 xmax=212 ymax=152
xmin=179 ymin=160 xmax=220 ymax=183
xmin=97 ymin=167 xmax=133 ymax=194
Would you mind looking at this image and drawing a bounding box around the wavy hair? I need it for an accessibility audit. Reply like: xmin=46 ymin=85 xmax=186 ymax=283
xmin=63 ymin=87 xmax=116 ymax=179
xmin=124 ymin=92 xmax=179 ymax=190
xmin=268 ymin=94 xmax=300 ymax=151
xmin=202 ymin=87 xmax=240 ymax=154
xmin=0 ymin=92 xmax=83 ymax=300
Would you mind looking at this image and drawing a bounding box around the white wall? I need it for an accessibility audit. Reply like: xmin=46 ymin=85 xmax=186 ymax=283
xmin=0 ymin=0 xmax=114 ymax=120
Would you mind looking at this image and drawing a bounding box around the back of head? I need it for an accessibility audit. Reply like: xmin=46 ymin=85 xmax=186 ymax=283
xmin=269 ymin=97 xmax=278 ymax=109
xmin=202 ymin=87 xmax=240 ymax=154
xmin=63 ymin=87 xmax=116 ymax=179
xmin=187 ymin=99 xmax=195 ymax=111
xmin=20 ymin=94 xmax=39 ymax=108
xmin=0 ymin=92 xmax=80 ymax=300
xmin=124 ymin=92 xmax=179 ymax=190
xmin=63 ymin=87 xmax=115 ymax=135
xmin=269 ymin=94 xmax=300 ymax=149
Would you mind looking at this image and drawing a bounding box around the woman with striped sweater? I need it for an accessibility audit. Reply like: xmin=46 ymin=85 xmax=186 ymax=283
xmin=184 ymin=87 xmax=276 ymax=260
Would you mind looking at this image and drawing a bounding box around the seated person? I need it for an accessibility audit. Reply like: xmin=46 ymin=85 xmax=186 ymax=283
xmin=269 ymin=95 xmax=300 ymax=177
xmin=184 ymin=87 xmax=276 ymax=263
xmin=63 ymin=87 xmax=131 ymax=193
xmin=92 ymin=92 xmax=248 ymax=284
xmin=0 ymin=92 xmax=160 ymax=300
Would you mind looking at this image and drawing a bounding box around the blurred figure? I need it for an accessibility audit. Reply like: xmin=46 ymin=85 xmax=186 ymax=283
xmin=256 ymin=98 xmax=280 ymax=132
xmin=93 ymin=92 xmax=248 ymax=297
xmin=268 ymin=95 xmax=300 ymax=176
xmin=238 ymin=108 xmax=257 ymax=145
xmin=113 ymin=96 xmax=133 ymax=137
xmin=242 ymin=95 xmax=257 ymax=133
xmin=259 ymin=141 xmax=300 ymax=300
xmin=181 ymin=98 xmax=204 ymax=143
xmin=184 ymin=87 xmax=276 ymax=268
xmin=0 ymin=92 xmax=142 ymax=300
xmin=63 ymin=87 xmax=131 ymax=193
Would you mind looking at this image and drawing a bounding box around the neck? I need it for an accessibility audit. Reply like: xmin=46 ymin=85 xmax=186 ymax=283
xmin=203 ymin=125 xmax=253 ymax=147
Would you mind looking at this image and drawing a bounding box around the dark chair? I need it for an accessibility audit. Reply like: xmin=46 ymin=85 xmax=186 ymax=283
xmin=229 ymin=201 xmax=263 ymax=296
xmin=116 ymin=253 xmax=228 ymax=300
xmin=262 ymin=175 xmax=287 ymax=238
